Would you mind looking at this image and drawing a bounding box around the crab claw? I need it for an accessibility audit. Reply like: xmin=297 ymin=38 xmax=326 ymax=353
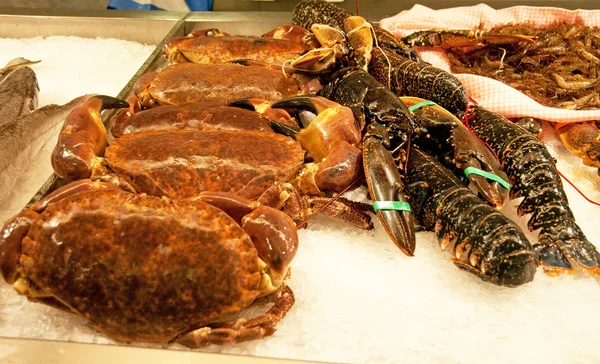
xmin=343 ymin=16 xmax=374 ymax=70
xmin=285 ymin=24 xmax=348 ymax=74
xmin=271 ymin=95 xmax=361 ymax=162
xmin=51 ymin=95 xmax=129 ymax=182
xmin=227 ymin=98 xmax=297 ymax=126
xmin=196 ymin=192 xmax=298 ymax=290
xmin=96 ymin=95 xmax=130 ymax=110
xmin=270 ymin=95 xmax=363 ymax=196
xmin=363 ymin=122 xmax=416 ymax=256
xmin=262 ymin=24 xmax=319 ymax=50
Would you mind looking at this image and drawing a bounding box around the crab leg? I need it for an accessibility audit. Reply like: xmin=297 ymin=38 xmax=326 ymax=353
xmin=227 ymin=98 xmax=298 ymax=126
xmin=175 ymin=285 xmax=295 ymax=347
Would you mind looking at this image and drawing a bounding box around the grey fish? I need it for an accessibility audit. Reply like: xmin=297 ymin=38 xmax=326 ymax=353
xmin=0 ymin=58 xmax=41 ymax=126
xmin=0 ymin=94 xmax=93 ymax=206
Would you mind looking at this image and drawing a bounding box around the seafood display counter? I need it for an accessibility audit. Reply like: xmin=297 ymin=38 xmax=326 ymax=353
xmin=1 ymin=5 xmax=600 ymax=364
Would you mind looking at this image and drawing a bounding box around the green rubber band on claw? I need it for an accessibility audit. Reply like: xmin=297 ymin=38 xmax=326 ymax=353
xmin=464 ymin=167 xmax=511 ymax=190
xmin=373 ymin=201 xmax=412 ymax=212
xmin=408 ymin=100 xmax=437 ymax=111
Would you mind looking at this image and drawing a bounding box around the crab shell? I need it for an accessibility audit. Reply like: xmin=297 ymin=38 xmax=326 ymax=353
xmin=0 ymin=183 xmax=297 ymax=344
xmin=104 ymin=129 xmax=305 ymax=199
xmin=51 ymin=97 xmax=306 ymax=200
xmin=163 ymin=26 xmax=316 ymax=65
xmin=133 ymin=63 xmax=301 ymax=108
xmin=110 ymin=101 xmax=276 ymax=137
xmin=555 ymin=121 xmax=600 ymax=168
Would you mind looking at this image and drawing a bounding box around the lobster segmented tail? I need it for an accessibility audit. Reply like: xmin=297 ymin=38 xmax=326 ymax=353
xmin=405 ymin=147 xmax=536 ymax=287
xmin=462 ymin=105 xmax=600 ymax=275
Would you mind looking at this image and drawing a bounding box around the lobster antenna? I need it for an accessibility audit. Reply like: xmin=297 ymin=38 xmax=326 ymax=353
xmin=297 ymin=176 xmax=365 ymax=229
xmin=558 ymin=169 xmax=600 ymax=207
xmin=404 ymin=134 xmax=412 ymax=173
xmin=462 ymin=104 xmax=501 ymax=163
xmin=369 ymin=24 xmax=392 ymax=87
xmin=281 ymin=59 xmax=293 ymax=78
xmin=355 ymin=0 xmax=360 ymax=16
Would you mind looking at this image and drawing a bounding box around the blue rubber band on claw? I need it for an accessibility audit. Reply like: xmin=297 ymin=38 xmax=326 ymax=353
xmin=373 ymin=201 xmax=412 ymax=212
xmin=408 ymin=100 xmax=436 ymax=111
xmin=464 ymin=167 xmax=511 ymax=190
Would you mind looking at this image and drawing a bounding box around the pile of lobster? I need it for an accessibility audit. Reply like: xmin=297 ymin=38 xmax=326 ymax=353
xmin=0 ymin=0 xmax=598 ymax=348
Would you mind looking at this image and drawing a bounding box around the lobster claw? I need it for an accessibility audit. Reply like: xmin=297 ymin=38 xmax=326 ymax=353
xmin=401 ymin=96 xmax=509 ymax=207
xmin=456 ymin=148 xmax=509 ymax=208
xmin=363 ymin=123 xmax=416 ymax=256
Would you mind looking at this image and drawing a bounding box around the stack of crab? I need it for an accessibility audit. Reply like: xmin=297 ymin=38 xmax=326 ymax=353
xmin=1 ymin=0 xmax=599 ymax=349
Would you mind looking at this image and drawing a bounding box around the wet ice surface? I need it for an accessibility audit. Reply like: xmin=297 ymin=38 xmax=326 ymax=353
xmin=1 ymin=37 xmax=600 ymax=364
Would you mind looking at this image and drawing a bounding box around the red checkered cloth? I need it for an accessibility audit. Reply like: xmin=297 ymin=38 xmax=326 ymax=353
xmin=379 ymin=4 xmax=600 ymax=123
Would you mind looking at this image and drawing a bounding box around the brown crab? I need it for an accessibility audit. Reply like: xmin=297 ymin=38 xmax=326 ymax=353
xmin=52 ymin=95 xmax=372 ymax=228
xmin=164 ymin=17 xmax=376 ymax=75
xmin=163 ymin=26 xmax=318 ymax=66
xmin=0 ymin=179 xmax=297 ymax=346
xmin=133 ymin=63 xmax=323 ymax=109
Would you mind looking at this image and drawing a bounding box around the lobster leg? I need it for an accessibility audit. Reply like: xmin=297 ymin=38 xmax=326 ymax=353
xmin=363 ymin=122 xmax=416 ymax=256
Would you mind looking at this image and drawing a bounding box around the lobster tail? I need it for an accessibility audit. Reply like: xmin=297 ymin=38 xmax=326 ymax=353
xmin=406 ymin=147 xmax=536 ymax=287
xmin=462 ymin=105 xmax=600 ymax=275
